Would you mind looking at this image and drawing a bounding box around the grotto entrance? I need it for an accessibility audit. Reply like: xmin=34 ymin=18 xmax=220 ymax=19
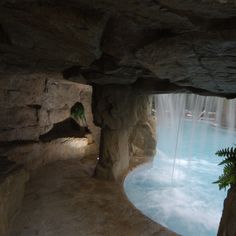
xmin=124 ymin=93 xmax=236 ymax=236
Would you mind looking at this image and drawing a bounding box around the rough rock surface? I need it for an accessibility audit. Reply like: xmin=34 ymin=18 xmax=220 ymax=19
xmin=136 ymin=31 xmax=236 ymax=96
xmin=0 ymin=167 xmax=28 ymax=236
xmin=130 ymin=117 xmax=157 ymax=157
xmin=0 ymin=74 xmax=99 ymax=142
xmin=2 ymin=138 xmax=97 ymax=170
xmin=93 ymin=85 xmax=156 ymax=180
xmin=217 ymin=185 xmax=236 ymax=236
xmin=0 ymin=1 xmax=236 ymax=96
xmin=0 ymin=4 xmax=107 ymax=72
xmin=9 ymin=155 xmax=178 ymax=236
xmin=0 ymin=74 xmax=100 ymax=168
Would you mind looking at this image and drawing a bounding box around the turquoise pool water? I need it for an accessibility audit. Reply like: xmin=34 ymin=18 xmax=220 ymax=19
xmin=124 ymin=121 xmax=235 ymax=236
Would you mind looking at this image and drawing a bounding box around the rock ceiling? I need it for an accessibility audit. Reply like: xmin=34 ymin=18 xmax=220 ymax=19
xmin=0 ymin=0 xmax=236 ymax=97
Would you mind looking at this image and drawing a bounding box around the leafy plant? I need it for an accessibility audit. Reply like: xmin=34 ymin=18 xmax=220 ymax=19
xmin=71 ymin=102 xmax=85 ymax=120
xmin=214 ymin=146 xmax=236 ymax=190
xmin=70 ymin=102 xmax=87 ymax=127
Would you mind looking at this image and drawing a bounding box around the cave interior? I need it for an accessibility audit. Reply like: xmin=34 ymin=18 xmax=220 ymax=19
xmin=0 ymin=1 xmax=236 ymax=236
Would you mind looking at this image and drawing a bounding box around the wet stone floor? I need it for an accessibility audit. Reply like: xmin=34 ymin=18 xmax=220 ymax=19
xmin=9 ymin=155 xmax=177 ymax=236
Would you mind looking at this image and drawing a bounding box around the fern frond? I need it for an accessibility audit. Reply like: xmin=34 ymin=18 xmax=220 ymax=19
xmin=216 ymin=147 xmax=236 ymax=158
xmin=219 ymin=157 xmax=236 ymax=166
xmin=214 ymin=145 xmax=236 ymax=190
xmin=214 ymin=172 xmax=235 ymax=190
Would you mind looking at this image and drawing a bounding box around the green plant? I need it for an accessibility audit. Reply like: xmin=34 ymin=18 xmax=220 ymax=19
xmin=71 ymin=102 xmax=85 ymax=120
xmin=214 ymin=146 xmax=236 ymax=190
xmin=70 ymin=102 xmax=87 ymax=127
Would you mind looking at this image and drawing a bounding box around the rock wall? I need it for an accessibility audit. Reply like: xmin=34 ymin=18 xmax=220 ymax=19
xmin=0 ymin=74 xmax=100 ymax=168
xmin=2 ymin=138 xmax=98 ymax=170
xmin=217 ymin=185 xmax=236 ymax=236
xmin=92 ymin=85 xmax=156 ymax=181
xmin=0 ymin=167 xmax=28 ymax=236
xmin=129 ymin=116 xmax=157 ymax=158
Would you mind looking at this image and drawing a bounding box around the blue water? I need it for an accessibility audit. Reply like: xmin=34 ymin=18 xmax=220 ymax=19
xmin=124 ymin=121 xmax=235 ymax=236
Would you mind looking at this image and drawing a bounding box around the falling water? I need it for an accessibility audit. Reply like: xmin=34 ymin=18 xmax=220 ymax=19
xmin=124 ymin=93 xmax=236 ymax=236
xmin=156 ymin=94 xmax=236 ymax=180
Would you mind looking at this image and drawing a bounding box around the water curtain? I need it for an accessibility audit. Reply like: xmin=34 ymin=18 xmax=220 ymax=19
xmin=155 ymin=94 xmax=236 ymax=180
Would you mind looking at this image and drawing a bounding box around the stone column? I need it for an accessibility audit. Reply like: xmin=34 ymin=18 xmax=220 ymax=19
xmin=92 ymin=85 xmax=156 ymax=181
xmin=94 ymin=128 xmax=131 ymax=180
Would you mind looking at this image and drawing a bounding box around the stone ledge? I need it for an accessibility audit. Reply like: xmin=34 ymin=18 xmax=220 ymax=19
xmin=2 ymin=138 xmax=99 ymax=170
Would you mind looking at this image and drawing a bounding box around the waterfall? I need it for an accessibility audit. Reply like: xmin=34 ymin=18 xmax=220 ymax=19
xmin=155 ymin=94 xmax=236 ymax=180
xmin=125 ymin=93 xmax=236 ymax=236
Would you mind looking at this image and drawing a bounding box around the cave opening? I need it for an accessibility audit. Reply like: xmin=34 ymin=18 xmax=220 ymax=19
xmin=124 ymin=93 xmax=236 ymax=236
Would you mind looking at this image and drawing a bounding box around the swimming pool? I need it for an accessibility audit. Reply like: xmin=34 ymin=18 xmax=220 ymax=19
xmin=124 ymin=121 xmax=235 ymax=236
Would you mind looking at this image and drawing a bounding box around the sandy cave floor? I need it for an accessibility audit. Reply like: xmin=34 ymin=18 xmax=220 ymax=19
xmin=9 ymin=155 xmax=177 ymax=236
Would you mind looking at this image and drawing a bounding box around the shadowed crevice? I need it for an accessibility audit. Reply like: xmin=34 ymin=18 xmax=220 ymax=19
xmin=39 ymin=118 xmax=90 ymax=142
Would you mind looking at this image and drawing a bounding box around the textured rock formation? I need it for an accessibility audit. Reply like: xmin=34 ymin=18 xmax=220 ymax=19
xmin=159 ymin=0 xmax=236 ymax=19
xmin=0 ymin=1 xmax=235 ymax=96
xmin=130 ymin=117 xmax=157 ymax=158
xmin=0 ymin=3 xmax=107 ymax=72
xmin=0 ymin=74 xmax=99 ymax=142
xmin=93 ymin=85 xmax=156 ymax=180
xmin=2 ymin=138 xmax=97 ymax=170
xmin=217 ymin=185 xmax=236 ymax=236
xmin=0 ymin=75 xmax=100 ymax=168
xmin=136 ymin=31 xmax=236 ymax=97
xmin=0 ymin=166 xmax=28 ymax=236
